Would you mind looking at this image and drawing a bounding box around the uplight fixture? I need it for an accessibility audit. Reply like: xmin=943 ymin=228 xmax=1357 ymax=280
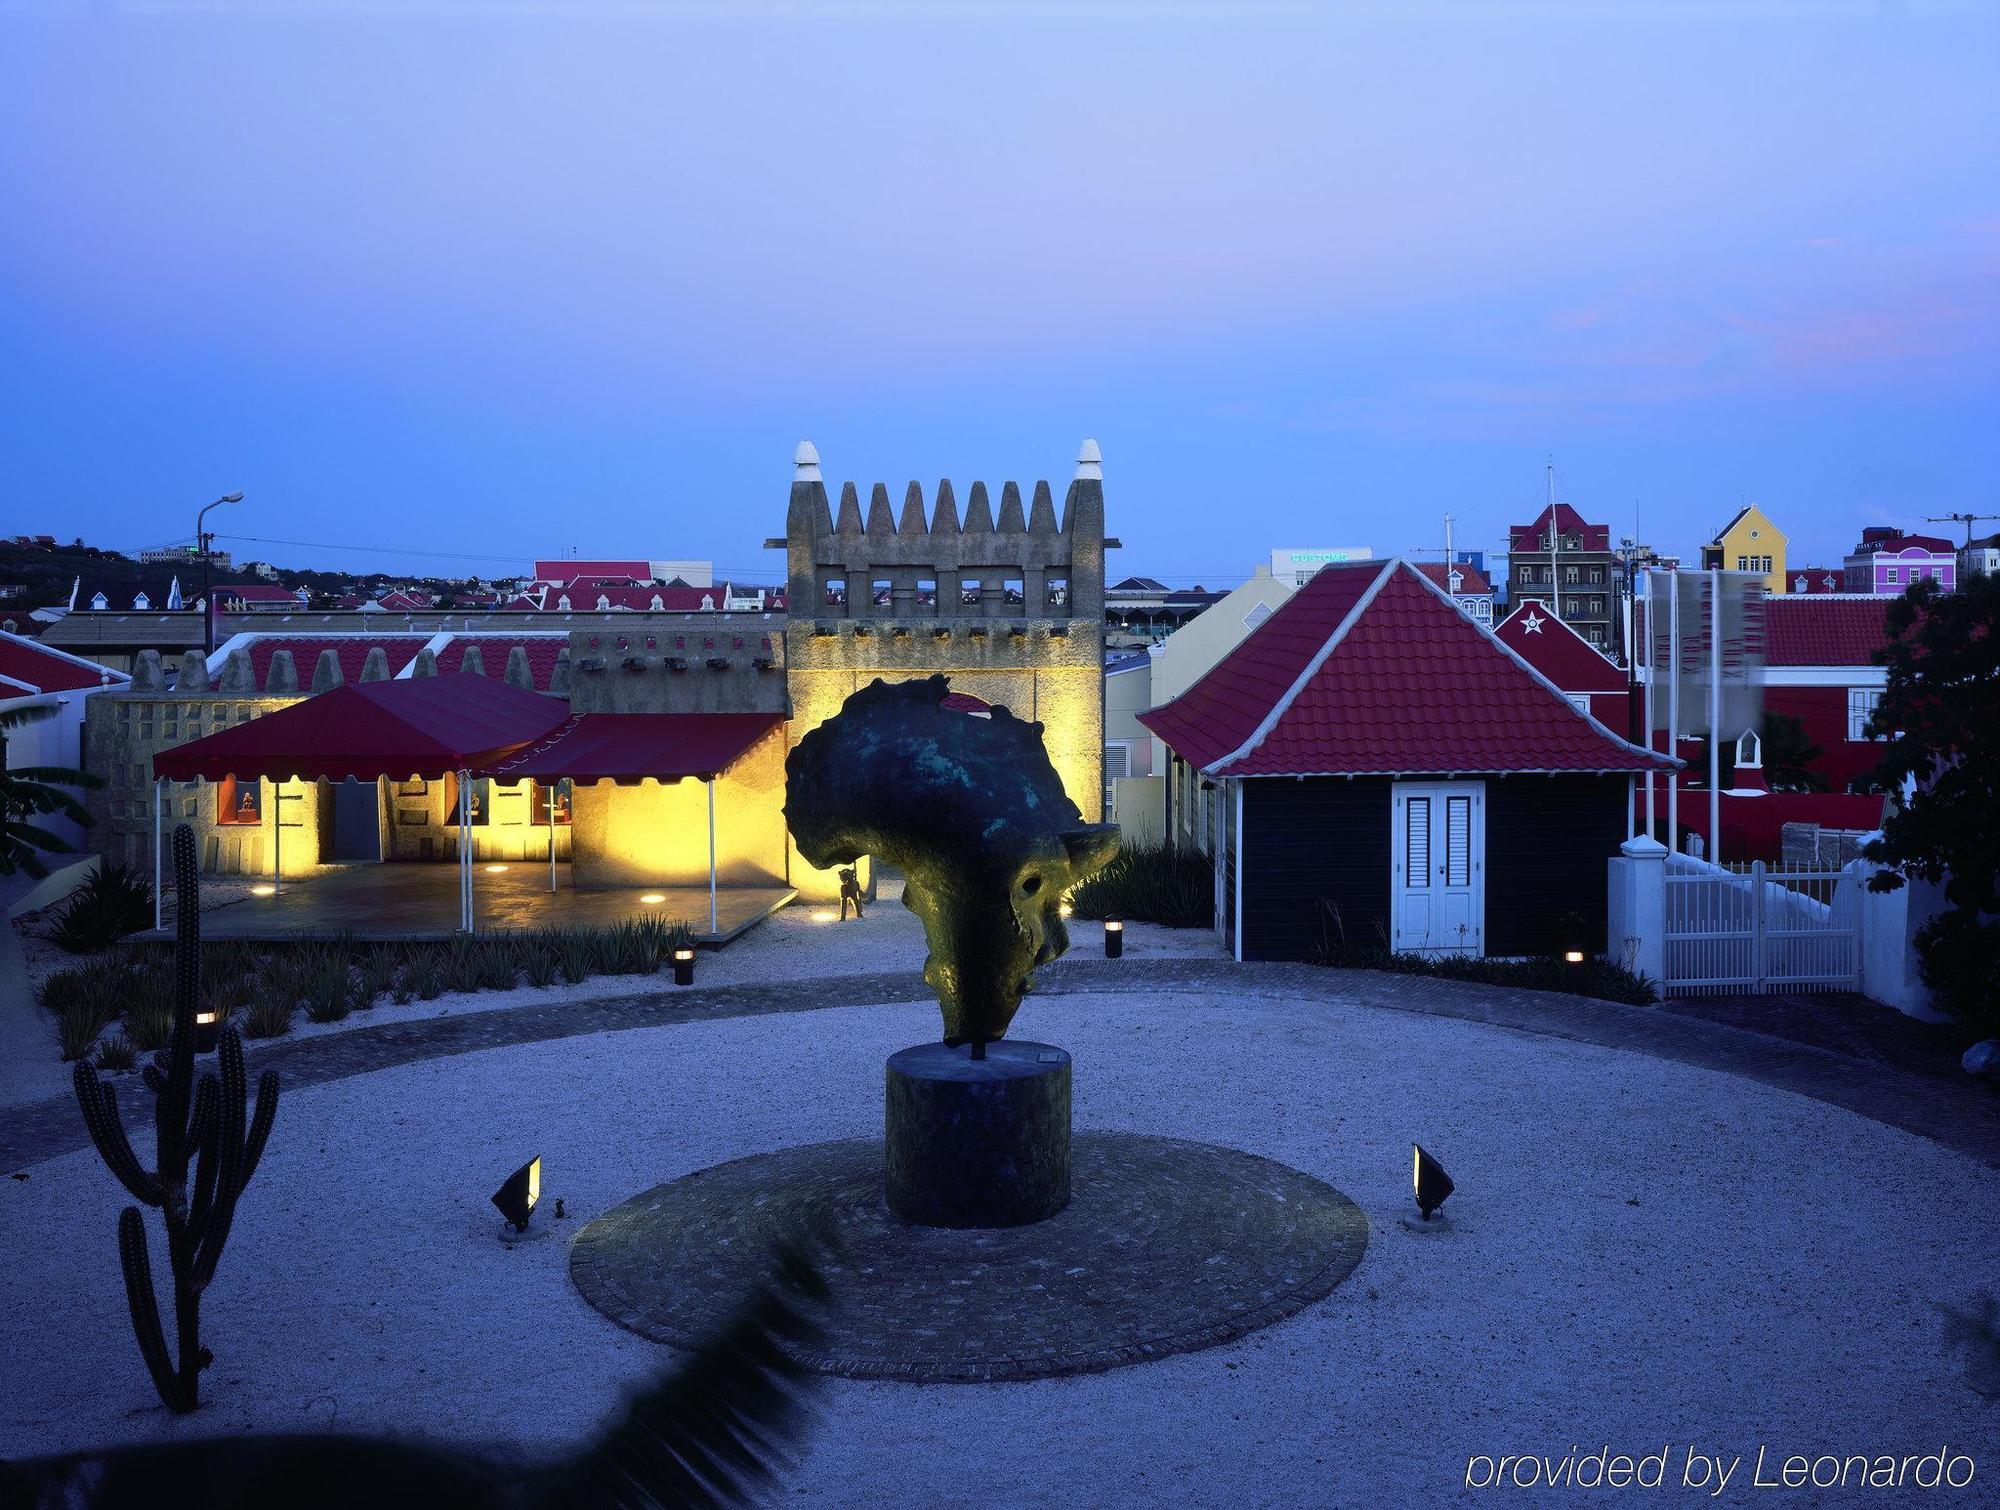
xmin=672 ymin=946 xmax=696 ymax=986
xmin=810 ymin=909 xmax=837 ymax=923
xmin=492 ymin=1156 xmax=541 ymax=1233
xmin=1058 ymin=900 xmax=1074 ymax=919
xmin=485 ymin=863 xmax=508 ymax=874
xmin=250 ymin=884 xmax=276 ymax=897
xmin=639 ymin=893 xmax=667 ymax=905
xmin=1104 ymin=918 xmax=1124 ymax=959
xmin=193 ymin=1008 xmax=220 ymax=1054
xmin=1413 ymin=1144 xmax=1455 ymax=1221
xmin=1563 ymin=948 xmax=1587 ymax=965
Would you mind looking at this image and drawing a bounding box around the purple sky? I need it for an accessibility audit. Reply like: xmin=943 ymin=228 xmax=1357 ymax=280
xmin=2 ymin=3 xmax=1994 ymax=585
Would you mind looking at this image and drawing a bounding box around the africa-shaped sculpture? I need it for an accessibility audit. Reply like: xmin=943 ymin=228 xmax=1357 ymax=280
xmin=785 ymin=675 xmax=1119 ymax=1049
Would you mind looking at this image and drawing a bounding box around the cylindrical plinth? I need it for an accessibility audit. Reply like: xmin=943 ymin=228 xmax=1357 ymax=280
xmin=885 ymin=1041 xmax=1071 ymax=1228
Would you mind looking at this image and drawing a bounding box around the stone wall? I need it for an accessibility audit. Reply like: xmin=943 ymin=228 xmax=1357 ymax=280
xmin=564 ymin=625 xmax=786 ymax=714
xmin=780 ymin=441 xmax=1108 ymax=900
xmin=569 ymin=724 xmax=789 ymax=889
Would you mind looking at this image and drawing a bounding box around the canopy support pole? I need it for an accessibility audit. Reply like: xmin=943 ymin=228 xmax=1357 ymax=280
xmin=1667 ymin=575 xmax=1680 ymax=852
xmin=458 ymin=769 xmax=472 ymax=934
xmin=548 ymin=785 xmax=557 ymax=893
xmin=273 ymin=781 xmax=282 ymax=896
xmin=706 ymin=776 xmax=718 ymax=937
xmin=1641 ymin=578 xmax=1656 ymax=841
xmin=1708 ymin=568 xmax=1722 ymax=868
xmin=153 ymin=777 xmax=163 ymax=931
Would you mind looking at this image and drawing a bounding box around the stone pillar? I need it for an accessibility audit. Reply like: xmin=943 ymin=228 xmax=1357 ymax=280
xmin=884 ymin=1041 xmax=1071 ymax=1228
xmin=1607 ymin=834 xmax=1668 ymax=985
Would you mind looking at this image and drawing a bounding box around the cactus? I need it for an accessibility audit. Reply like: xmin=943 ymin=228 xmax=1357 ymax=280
xmin=72 ymin=823 xmax=279 ymax=1413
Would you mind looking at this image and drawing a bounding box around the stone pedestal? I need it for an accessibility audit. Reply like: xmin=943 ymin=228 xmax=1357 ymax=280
xmin=884 ymin=1040 xmax=1071 ymax=1228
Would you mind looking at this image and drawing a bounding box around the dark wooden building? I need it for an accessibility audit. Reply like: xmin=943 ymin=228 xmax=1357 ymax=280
xmin=1141 ymin=560 xmax=1676 ymax=963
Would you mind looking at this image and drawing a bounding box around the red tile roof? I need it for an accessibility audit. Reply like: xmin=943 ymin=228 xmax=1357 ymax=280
xmin=1139 ymin=561 xmax=1671 ymax=777
xmin=1508 ymin=503 xmax=1610 ymax=553
xmin=1786 ymin=568 xmax=1845 ymax=594
xmin=216 ymin=584 xmax=304 ymax=604
xmin=1763 ymin=596 xmax=1892 ymax=667
xmin=1414 ymin=560 xmax=1493 ymax=596
xmin=434 ymin=635 xmax=566 ymax=690
xmin=531 ymin=559 xmax=653 ymax=585
xmin=542 ymin=585 xmax=728 ymax=612
xmin=481 ymin=713 xmax=784 ymax=783
xmin=214 ymin=635 xmax=430 ymax=690
xmin=0 ymin=631 xmax=126 ymax=694
xmin=1492 ymin=601 xmax=1626 ymax=692
xmin=1854 ymin=534 xmax=1952 ymax=556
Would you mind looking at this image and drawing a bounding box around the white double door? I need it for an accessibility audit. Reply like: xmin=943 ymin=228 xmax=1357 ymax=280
xmin=1391 ymin=781 xmax=1485 ymax=956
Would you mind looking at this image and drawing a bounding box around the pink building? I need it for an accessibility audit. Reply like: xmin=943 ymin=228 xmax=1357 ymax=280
xmin=1842 ymin=529 xmax=1956 ymax=594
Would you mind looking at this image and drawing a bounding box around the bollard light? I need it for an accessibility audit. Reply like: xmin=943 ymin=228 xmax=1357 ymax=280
xmin=193 ymin=1008 xmax=220 ymax=1054
xmin=492 ymin=1156 xmax=541 ymax=1232
xmin=672 ymin=946 xmax=696 ymax=986
xmin=1563 ymin=948 xmax=1587 ymax=965
xmin=1413 ymin=1144 xmax=1454 ymax=1221
xmin=1104 ymin=918 xmax=1124 ymax=959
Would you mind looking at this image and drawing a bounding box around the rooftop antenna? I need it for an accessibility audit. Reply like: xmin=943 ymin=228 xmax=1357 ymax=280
xmin=1926 ymin=512 xmax=1998 ymax=548
xmin=1547 ymin=454 xmax=1562 ymax=622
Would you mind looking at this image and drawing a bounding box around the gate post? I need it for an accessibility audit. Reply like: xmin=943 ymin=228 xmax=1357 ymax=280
xmin=1608 ymin=835 xmax=1669 ymax=988
xmin=1750 ymin=859 xmax=1767 ymax=993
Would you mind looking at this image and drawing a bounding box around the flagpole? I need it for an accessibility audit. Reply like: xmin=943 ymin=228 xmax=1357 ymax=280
xmin=1709 ymin=568 xmax=1722 ymax=867
xmin=1667 ymin=575 xmax=1679 ymax=850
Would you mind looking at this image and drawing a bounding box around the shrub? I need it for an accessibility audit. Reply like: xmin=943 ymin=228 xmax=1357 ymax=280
xmin=356 ymin=947 xmax=401 ymax=1007
xmin=242 ymin=992 xmax=295 ymax=1040
xmin=124 ymin=998 xmax=176 ymax=1051
xmin=48 ymin=862 xmax=154 ymax=953
xmin=521 ymin=944 xmax=559 ymax=990
xmin=476 ymin=940 xmax=518 ymax=991
xmin=443 ymin=935 xmax=485 ymax=994
xmin=1066 ymin=843 xmax=1213 ymax=929
xmin=556 ymin=930 xmax=594 ymax=985
xmin=302 ymin=961 xmax=354 ymax=1024
xmin=56 ymin=994 xmax=114 ymax=1061
xmin=1311 ymin=903 xmax=1656 ymax=1006
xmin=94 ymin=1034 xmax=138 ymax=1072
xmin=405 ymin=955 xmax=444 ymax=1001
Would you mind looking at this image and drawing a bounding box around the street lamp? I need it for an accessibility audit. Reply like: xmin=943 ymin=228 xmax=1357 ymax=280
xmin=196 ymin=492 xmax=244 ymax=657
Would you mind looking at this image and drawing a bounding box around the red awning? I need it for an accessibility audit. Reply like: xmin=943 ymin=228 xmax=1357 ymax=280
xmin=153 ymin=675 xmax=570 ymax=783
xmin=479 ymin=713 xmax=785 ymax=784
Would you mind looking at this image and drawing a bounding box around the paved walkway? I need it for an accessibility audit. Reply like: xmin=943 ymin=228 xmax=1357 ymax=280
xmin=7 ymin=959 xmax=1997 ymax=1174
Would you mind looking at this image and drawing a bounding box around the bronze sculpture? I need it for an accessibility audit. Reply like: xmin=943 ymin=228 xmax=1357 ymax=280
xmin=785 ymin=675 xmax=1118 ymax=1049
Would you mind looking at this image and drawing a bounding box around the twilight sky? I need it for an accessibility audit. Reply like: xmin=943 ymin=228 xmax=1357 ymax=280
xmin=2 ymin=1 xmax=1994 ymax=586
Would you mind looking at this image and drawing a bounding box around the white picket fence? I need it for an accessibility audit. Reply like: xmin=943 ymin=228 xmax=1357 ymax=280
xmin=1661 ymin=854 xmax=1861 ymax=995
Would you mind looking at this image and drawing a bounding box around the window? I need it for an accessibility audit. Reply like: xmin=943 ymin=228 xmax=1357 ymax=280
xmin=1045 ymin=576 xmax=1069 ymax=612
xmin=1566 ymin=693 xmax=1591 ymax=714
xmin=216 ymin=776 xmax=261 ymax=826
xmin=1589 ymin=566 xmax=1604 ymax=584
xmin=531 ymin=779 xmax=572 ymax=826
xmin=1848 ymin=688 xmax=1882 ymax=741
xmin=1444 ymin=796 xmax=1471 ymax=887
xmin=915 ymin=577 xmax=937 ymax=612
xmin=1564 ymin=566 xmax=1579 ymax=585
xmin=1103 ymin=743 xmax=1131 ymax=818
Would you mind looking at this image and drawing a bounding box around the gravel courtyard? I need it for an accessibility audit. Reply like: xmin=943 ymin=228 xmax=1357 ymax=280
xmin=3 ymin=962 xmax=1995 ymax=1505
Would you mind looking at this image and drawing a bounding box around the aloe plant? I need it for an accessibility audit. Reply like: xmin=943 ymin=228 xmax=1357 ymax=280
xmin=71 ymin=824 xmax=280 ymax=1413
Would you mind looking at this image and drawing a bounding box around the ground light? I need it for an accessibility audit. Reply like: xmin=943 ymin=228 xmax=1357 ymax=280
xmin=1414 ymin=1144 xmax=1455 ymax=1220
xmin=672 ymin=947 xmax=696 ymax=986
xmin=192 ymin=1008 xmax=220 ymax=1054
xmin=250 ymin=884 xmax=276 ymax=897
xmin=1104 ymin=918 xmax=1124 ymax=958
xmin=810 ymin=909 xmax=837 ymax=923
xmin=485 ymin=863 xmax=508 ymax=873
xmin=1058 ymin=901 xmax=1073 ymax=919
xmin=492 ymin=1157 xmax=541 ymax=1232
xmin=639 ymin=893 xmax=667 ymax=904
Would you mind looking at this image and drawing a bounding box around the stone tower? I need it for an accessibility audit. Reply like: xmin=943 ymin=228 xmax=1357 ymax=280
xmin=781 ymin=440 xmax=1108 ymax=900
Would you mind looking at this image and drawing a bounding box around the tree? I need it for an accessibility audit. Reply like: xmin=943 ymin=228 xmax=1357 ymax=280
xmin=1759 ymin=711 xmax=1828 ymax=793
xmin=0 ymin=703 xmax=100 ymax=878
xmin=1862 ymin=574 xmax=2000 ymax=1031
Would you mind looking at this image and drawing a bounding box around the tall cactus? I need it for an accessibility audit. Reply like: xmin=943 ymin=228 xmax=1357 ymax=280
xmin=73 ymin=823 xmax=280 ymax=1413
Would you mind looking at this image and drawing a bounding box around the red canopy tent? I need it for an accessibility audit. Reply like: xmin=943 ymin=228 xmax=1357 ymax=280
xmin=154 ymin=675 xmax=567 ymax=783
xmin=480 ymin=712 xmax=786 ymax=930
xmin=149 ymin=675 xmax=569 ymax=929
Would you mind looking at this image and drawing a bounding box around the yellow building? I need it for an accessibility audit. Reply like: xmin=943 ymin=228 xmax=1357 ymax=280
xmin=1701 ymin=505 xmax=1788 ymax=594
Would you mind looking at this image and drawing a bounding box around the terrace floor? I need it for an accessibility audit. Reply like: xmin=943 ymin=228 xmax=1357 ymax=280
xmin=140 ymin=863 xmax=794 ymax=946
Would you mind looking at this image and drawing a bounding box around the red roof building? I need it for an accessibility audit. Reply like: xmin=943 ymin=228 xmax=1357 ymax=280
xmin=1491 ymin=599 xmax=1630 ymax=734
xmin=1140 ymin=560 xmax=1668 ymax=962
xmin=433 ymin=635 xmax=567 ymax=691
xmin=209 ymin=634 xmax=432 ymax=691
xmin=0 ymin=629 xmax=128 ymax=695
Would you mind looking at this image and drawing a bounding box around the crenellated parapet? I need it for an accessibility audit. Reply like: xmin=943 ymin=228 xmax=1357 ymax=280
xmin=783 ymin=440 xmax=1106 ymax=630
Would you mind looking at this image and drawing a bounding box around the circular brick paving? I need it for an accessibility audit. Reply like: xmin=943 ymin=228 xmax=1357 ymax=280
xmin=570 ymin=1130 xmax=1370 ymax=1382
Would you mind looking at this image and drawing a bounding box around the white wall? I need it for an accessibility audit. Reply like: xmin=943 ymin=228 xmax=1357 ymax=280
xmin=2 ymin=691 xmax=95 ymax=857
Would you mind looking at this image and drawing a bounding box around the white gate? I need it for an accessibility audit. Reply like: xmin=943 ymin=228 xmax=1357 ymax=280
xmin=1662 ymin=855 xmax=1860 ymax=995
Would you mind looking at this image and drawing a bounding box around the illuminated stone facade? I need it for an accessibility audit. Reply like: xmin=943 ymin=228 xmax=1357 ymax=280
xmin=780 ymin=440 xmax=1107 ymax=900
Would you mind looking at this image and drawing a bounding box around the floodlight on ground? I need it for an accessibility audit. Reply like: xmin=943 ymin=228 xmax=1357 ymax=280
xmin=485 ymin=863 xmax=507 ymax=873
xmin=639 ymin=893 xmax=667 ymax=904
xmin=250 ymin=884 xmax=276 ymax=897
xmin=492 ymin=1157 xmax=541 ymax=1232
xmin=810 ymin=908 xmax=837 ymax=923
xmin=672 ymin=946 xmax=696 ymax=986
xmin=193 ymin=1008 xmax=220 ymax=1053
xmin=1104 ymin=918 xmax=1124 ymax=958
xmin=1413 ymin=1144 xmax=1454 ymax=1221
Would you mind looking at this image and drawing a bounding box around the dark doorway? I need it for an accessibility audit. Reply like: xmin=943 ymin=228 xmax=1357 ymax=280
xmin=330 ymin=778 xmax=381 ymax=862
